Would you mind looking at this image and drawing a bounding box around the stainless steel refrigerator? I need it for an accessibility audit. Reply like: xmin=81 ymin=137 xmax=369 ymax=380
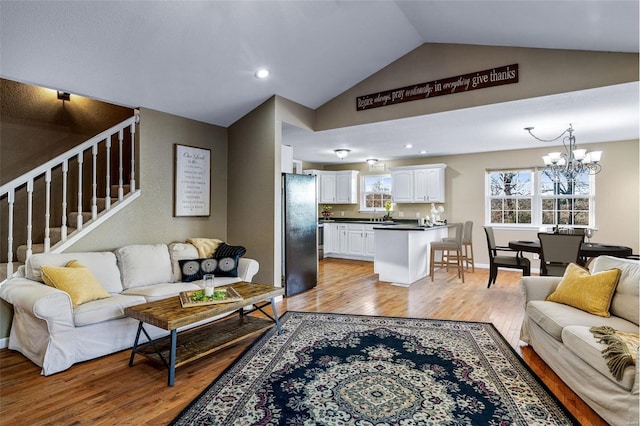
xmin=282 ymin=173 xmax=318 ymax=297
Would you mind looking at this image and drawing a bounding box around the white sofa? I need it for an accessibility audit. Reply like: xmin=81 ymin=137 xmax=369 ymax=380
xmin=520 ymin=256 xmax=639 ymax=426
xmin=0 ymin=242 xmax=259 ymax=376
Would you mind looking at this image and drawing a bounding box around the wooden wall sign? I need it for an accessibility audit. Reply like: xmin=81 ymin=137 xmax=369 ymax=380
xmin=174 ymin=144 xmax=211 ymax=217
xmin=356 ymin=64 xmax=518 ymax=111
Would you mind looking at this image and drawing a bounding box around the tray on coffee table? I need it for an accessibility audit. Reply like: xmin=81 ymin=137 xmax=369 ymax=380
xmin=179 ymin=286 xmax=243 ymax=308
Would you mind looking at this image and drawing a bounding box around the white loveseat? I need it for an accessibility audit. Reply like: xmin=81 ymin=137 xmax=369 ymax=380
xmin=520 ymin=256 xmax=639 ymax=426
xmin=0 ymin=242 xmax=259 ymax=376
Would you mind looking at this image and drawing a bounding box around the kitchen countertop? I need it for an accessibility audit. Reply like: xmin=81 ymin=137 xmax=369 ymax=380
xmin=318 ymin=218 xmax=431 ymax=226
xmin=372 ymin=224 xmax=448 ymax=231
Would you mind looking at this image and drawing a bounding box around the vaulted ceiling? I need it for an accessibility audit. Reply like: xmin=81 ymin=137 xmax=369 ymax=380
xmin=1 ymin=1 xmax=638 ymax=163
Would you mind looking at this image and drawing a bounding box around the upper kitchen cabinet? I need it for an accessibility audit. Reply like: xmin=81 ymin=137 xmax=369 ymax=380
xmin=390 ymin=164 xmax=446 ymax=203
xmin=304 ymin=170 xmax=359 ymax=204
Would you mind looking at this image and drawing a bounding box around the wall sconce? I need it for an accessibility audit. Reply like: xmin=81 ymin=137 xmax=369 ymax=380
xmin=334 ymin=149 xmax=350 ymax=160
xmin=366 ymin=159 xmax=378 ymax=165
xmin=57 ymin=91 xmax=71 ymax=101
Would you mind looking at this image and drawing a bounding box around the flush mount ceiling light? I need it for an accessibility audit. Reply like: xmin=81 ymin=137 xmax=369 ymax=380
xmin=254 ymin=68 xmax=270 ymax=79
xmin=334 ymin=149 xmax=350 ymax=159
xmin=404 ymin=144 xmax=413 ymax=149
xmin=366 ymin=159 xmax=378 ymax=165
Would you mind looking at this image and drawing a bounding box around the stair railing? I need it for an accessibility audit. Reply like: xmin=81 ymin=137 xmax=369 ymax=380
xmin=1 ymin=114 xmax=139 ymax=280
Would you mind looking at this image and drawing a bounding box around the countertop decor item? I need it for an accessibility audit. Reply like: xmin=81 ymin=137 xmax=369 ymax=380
xmin=321 ymin=205 xmax=333 ymax=219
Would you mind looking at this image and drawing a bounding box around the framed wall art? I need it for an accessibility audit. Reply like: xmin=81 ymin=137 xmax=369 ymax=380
xmin=174 ymin=144 xmax=211 ymax=217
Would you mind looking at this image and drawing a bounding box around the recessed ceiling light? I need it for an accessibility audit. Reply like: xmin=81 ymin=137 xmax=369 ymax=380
xmin=419 ymin=150 xmax=427 ymax=154
xmin=405 ymin=144 xmax=413 ymax=149
xmin=254 ymin=68 xmax=270 ymax=79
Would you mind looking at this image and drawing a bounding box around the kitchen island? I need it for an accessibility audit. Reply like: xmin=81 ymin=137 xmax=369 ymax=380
xmin=373 ymin=225 xmax=448 ymax=286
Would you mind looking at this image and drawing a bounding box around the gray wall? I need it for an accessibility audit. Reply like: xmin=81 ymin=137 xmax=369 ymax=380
xmin=316 ymin=43 xmax=639 ymax=130
xmin=0 ymin=107 xmax=228 ymax=338
xmin=69 ymin=108 xmax=229 ymax=250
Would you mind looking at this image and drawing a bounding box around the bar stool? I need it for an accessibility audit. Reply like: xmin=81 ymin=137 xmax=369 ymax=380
xmin=430 ymin=222 xmax=465 ymax=282
xmin=443 ymin=221 xmax=474 ymax=272
xmin=461 ymin=221 xmax=474 ymax=272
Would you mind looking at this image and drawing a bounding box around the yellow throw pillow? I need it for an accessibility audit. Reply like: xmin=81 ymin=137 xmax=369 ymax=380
xmin=41 ymin=260 xmax=111 ymax=307
xmin=186 ymin=238 xmax=224 ymax=258
xmin=546 ymin=263 xmax=621 ymax=317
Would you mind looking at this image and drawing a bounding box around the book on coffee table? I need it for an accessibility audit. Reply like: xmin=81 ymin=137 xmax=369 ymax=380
xmin=179 ymin=286 xmax=243 ymax=308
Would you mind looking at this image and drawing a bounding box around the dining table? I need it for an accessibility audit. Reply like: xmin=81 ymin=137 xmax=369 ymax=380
xmin=508 ymin=239 xmax=633 ymax=265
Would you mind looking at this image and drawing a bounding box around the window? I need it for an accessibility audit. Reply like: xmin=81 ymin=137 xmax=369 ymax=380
xmin=540 ymin=170 xmax=592 ymax=226
xmin=486 ymin=169 xmax=595 ymax=228
xmin=488 ymin=170 xmax=533 ymax=225
xmin=361 ymin=174 xmax=392 ymax=211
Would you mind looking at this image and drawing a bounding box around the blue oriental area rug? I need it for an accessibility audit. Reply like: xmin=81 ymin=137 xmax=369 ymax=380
xmin=171 ymin=312 xmax=577 ymax=425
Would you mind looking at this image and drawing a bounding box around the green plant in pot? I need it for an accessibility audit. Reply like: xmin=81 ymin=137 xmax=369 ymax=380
xmin=382 ymin=200 xmax=393 ymax=221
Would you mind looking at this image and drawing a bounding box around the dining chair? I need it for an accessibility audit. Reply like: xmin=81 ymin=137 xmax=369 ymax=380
xmin=538 ymin=232 xmax=584 ymax=276
xmin=443 ymin=221 xmax=474 ymax=272
xmin=430 ymin=222 xmax=464 ymax=282
xmin=483 ymin=226 xmax=530 ymax=288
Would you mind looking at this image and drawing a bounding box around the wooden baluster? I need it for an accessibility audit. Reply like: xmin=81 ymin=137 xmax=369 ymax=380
xmin=105 ymin=137 xmax=111 ymax=210
xmin=26 ymin=179 xmax=33 ymax=260
xmin=44 ymin=169 xmax=51 ymax=252
xmin=76 ymin=152 xmax=83 ymax=231
xmin=118 ymin=129 xmax=124 ymax=201
xmin=6 ymin=189 xmax=14 ymax=279
xmin=91 ymin=144 xmax=98 ymax=220
xmin=61 ymin=160 xmax=68 ymax=242
xmin=129 ymin=121 xmax=136 ymax=192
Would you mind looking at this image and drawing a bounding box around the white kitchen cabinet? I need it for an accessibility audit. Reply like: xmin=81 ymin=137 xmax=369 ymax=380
xmin=347 ymin=224 xmax=365 ymax=256
xmin=281 ymin=145 xmax=293 ymax=173
xmin=335 ymin=171 xmax=359 ymax=203
xmin=303 ymin=170 xmax=359 ymax=204
xmin=390 ymin=170 xmax=413 ymax=203
xmin=320 ymin=173 xmax=337 ymax=203
xmin=323 ymin=222 xmax=374 ymax=260
xmin=338 ymin=224 xmax=349 ymax=253
xmin=323 ymin=223 xmax=339 ymax=254
xmin=364 ymin=226 xmax=376 ymax=257
xmin=390 ymin=164 xmax=446 ymax=203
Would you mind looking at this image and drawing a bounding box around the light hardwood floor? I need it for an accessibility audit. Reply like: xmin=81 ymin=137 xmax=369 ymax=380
xmin=0 ymin=258 xmax=607 ymax=425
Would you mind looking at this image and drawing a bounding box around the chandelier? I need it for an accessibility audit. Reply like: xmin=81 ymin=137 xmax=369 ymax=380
xmin=524 ymin=124 xmax=602 ymax=177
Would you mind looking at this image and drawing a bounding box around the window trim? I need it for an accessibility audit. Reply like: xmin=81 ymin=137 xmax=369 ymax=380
xmin=360 ymin=173 xmax=392 ymax=212
xmin=485 ymin=168 xmax=596 ymax=228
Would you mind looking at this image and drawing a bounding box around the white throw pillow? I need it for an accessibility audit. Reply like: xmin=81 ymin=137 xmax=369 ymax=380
xmin=168 ymin=242 xmax=200 ymax=282
xmin=115 ymin=244 xmax=173 ymax=289
xmin=26 ymin=252 xmax=123 ymax=293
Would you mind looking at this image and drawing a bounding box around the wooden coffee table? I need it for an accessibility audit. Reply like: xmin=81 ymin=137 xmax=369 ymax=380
xmin=125 ymin=281 xmax=284 ymax=386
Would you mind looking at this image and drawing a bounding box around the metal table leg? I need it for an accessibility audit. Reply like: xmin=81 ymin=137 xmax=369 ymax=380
xmin=270 ymin=298 xmax=282 ymax=334
xmin=168 ymin=330 xmax=177 ymax=386
xmin=128 ymin=321 xmax=144 ymax=366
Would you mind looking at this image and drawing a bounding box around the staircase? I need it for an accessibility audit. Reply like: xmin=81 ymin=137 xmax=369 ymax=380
xmin=1 ymin=115 xmax=141 ymax=282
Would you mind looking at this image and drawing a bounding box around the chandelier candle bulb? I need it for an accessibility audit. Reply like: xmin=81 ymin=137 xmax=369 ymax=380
xmin=548 ymin=152 xmax=562 ymax=164
xmin=573 ymin=149 xmax=587 ymax=161
xmin=589 ymin=151 xmax=602 ymax=162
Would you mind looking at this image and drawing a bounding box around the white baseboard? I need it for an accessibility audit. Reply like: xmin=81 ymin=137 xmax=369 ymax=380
xmin=0 ymin=337 xmax=8 ymax=349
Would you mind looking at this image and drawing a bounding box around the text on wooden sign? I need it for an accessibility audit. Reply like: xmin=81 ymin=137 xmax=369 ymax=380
xmin=356 ymin=64 xmax=518 ymax=111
